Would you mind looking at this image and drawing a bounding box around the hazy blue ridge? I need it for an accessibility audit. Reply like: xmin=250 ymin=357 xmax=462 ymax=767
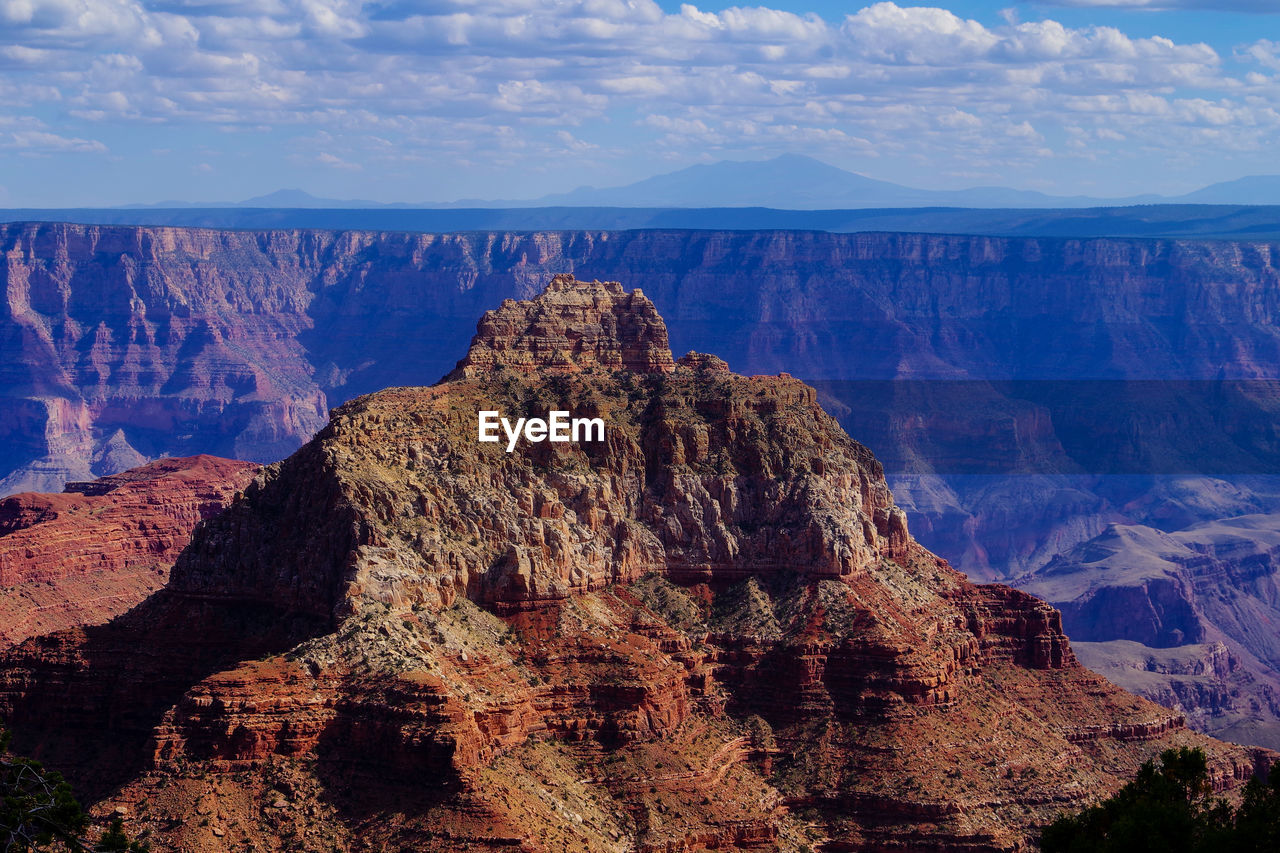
xmin=4 ymin=203 xmax=1280 ymax=240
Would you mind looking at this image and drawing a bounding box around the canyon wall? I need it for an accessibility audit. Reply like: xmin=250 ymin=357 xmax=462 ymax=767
xmin=10 ymin=222 xmax=1280 ymax=749
xmin=0 ymin=455 xmax=257 ymax=646
xmin=6 ymin=223 xmax=1280 ymax=497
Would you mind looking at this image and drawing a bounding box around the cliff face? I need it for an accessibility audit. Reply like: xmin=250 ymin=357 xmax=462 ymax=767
xmin=9 ymin=222 xmax=1280 ymax=748
xmin=0 ymin=455 xmax=257 ymax=647
xmin=446 ymin=275 xmax=676 ymax=380
xmin=0 ymin=277 xmax=1266 ymax=853
xmin=1020 ymin=516 xmax=1280 ymax=749
xmin=6 ymin=223 xmax=1280 ymax=494
xmin=0 ymin=226 xmax=331 ymax=494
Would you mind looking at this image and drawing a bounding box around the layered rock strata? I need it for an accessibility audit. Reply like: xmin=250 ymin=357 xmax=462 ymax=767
xmin=8 ymin=223 xmax=1280 ymax=498
xmin=9 ymin=224 xmax=1280 ymax=752
xmin=0 ymin=455 xmax=257 ymax=647
xmin=1020 ymin=517 xmax=1280 ymax=749
xmin=0 ymin=276 xmax=1268 ymax=853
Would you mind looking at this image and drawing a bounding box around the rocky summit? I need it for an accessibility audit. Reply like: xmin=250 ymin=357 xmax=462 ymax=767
xmin=0 ymin=275 xmax=1270 ymax=852
xmin=446 ymin=274 xmax=676 ymax=380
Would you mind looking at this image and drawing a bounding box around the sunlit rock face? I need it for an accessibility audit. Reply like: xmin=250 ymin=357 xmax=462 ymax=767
xmin=0 ymin=454 xmax=257 ymax=647
xmin=0 ymin=276 xmax=1267 ymax=853
xmin=10 ymin=221 xmax=1280 ymax=752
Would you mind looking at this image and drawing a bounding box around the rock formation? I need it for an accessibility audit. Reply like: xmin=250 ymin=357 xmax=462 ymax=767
xmin=0 ymin=455 xmax=257 ymax=647
xmin=0 ymin=277 xmax=1268 ymax=853
xmin=1020 ymin=516 xmax=1280 ymax=749
xmin=447 ymin=275 xmax=676 ymax=379
xmin=9 ymin=220 xmax=1280 ymax=748
xmin=7 ymin=223 xmax=1280 ymax=494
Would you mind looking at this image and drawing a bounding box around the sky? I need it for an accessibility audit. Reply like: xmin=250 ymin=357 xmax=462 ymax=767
xmin=1 ymin=0 xmax=1279 ymax=206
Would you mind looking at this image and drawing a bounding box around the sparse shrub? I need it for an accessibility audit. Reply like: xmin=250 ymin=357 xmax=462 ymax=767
xmin=0 ymin=729 xmax=148 ymax=852
xmin=743 ymin=714 xmax=775 ymax=750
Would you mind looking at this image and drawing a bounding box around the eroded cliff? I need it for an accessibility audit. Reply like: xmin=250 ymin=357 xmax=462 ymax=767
xmin=7 ymin=223 xmax=1280 ymax=495
xmin=1020 ymin=516 xmax=1280 ymax=749
xmin=0 ymin=455 xmax=257 ymax=647
xmin=0 ymin=275 xmax=1266 ymax=853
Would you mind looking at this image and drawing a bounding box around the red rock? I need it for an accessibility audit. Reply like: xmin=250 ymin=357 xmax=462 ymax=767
xmin=446 ymin=274 xmax=676 ymax=379
xmin=10 ymin=225 xmax=1280 ymax=758
xmin=0 ymin=279 xmax=1270 ymax=853
xmin=0 ymin=455 xmax=257 ymax=647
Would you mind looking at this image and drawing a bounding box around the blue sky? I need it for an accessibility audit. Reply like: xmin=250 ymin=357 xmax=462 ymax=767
xmin=1 ymin=0 xmax=1278 ymax=206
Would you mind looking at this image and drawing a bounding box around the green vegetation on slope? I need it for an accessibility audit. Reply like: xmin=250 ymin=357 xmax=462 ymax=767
xmin=1041 ymin=746 xmax=1280 ymax=853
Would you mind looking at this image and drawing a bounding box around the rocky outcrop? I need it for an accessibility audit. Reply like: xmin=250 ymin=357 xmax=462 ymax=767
xmin=953 ymin=584 xmax=1076 ymax=669
xmin=8 ymin=220 xmax=1280 ymax=753
xmin=0 ymin=277 xmax=1267 ymax=853
xmin=1019 ymin=517 xmax=1280 ymax=749
xmin=446 ymin=274 xmax=676 ymax=380
xmin=0 ymin=455 xmax=257 ymax=647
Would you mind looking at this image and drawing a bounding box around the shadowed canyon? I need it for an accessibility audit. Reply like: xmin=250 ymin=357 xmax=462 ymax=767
xmin=6 ymin=222 xmax=1280 ymax=756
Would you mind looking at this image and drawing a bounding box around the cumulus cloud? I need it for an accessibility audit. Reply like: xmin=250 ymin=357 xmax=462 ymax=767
xmin=314 ymin=151 xmax=360 ymax=169
xmin=3 ymin=129 xmax=107 ymax=152
xmin=0 ymin=0 xmax=1275 ymax=194
xmin=1036 ymin=0 xmax=1280 ymax=10
xmin=554 ymin=129 xmax=597 ymax=152
xmin=1240 ymin=39 xmax=1280 ymax=72
xmin=0 ymin=114 xmax=106 ymax=154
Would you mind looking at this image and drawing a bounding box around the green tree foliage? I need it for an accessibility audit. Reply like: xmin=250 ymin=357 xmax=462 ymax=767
xmin=1041 ymin=746 xmax=1280 ymax=853
xmin=1233 ymin=768 xmax=1280 ymax=851
xmin=0 ymin=731 xmax=147 ymax=853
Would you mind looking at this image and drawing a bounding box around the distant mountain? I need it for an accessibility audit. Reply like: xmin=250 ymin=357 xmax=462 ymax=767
xmin=504 ymin=156 xmax=1280 ymax=209
xmin=237 ymin=189 xmax=413 ymax=209
xmin=1171 ymin=175 xmax=1280 ymax=205
xmin=533 ymin=154 xmax=933 ymax=208
xmin=120 ymin=156 xmax=1141 ymax=210
xmin=121 ymin=198 xmax=237 ymax=209
xmin=113 ymin=156 xmax=1280 ymax=210
xmin=9 ymin=204 xmax=1280 ymax=241
xmin=504 ymin=154 xmax=1144 ymax=210
xmin=125 ymin=189 xmax=412 ymax=210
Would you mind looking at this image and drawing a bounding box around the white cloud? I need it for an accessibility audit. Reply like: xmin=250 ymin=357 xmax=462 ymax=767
xmin=643 ymin=115 xmax=712 ymax=134
xmin=937 ymin=109 xmax=982 ymax=128
xmin=0 ymin=0 xmax=1274 ymax=193
xmin=0 ymin=0 xmax=152 ymax=47
xmin=1240 ymin=40 xmax=1280 ymax=72
xmin=1037 ymin=0 xmax=1280 ymax=10
xmin=843 ymin=3 xmax=998 ymax=64
xmin=554 ymin=129 xmax=596 ymax=152
xmin=3 ymin=128 xmax=107 ymax=152
xmin=315 ymin=151 xmax=360 ymax=169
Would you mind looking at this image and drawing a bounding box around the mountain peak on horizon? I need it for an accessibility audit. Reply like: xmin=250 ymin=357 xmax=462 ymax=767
xmin=529 ymin=152 xmax=907 ymax=209
xmin=121 ymin=156 xmax=1280 ymax=212
xmin=236 ymin=188 xmax=396 ymax=209
xmin=1177 ymin=174 xmax=1280 ymax=205
xmin=239 ymin=188 xmax=321 ymax=206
